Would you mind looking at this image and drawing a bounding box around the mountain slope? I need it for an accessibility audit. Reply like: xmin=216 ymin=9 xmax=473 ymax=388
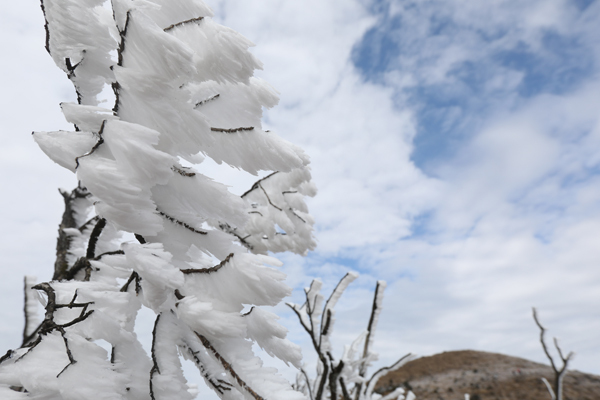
xmin=376 ymin=350 xmax=600 ymax=400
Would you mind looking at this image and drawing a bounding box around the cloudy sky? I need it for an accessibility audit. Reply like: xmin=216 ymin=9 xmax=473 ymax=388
xmin=1 ymin=0 xmax=599 ymax=394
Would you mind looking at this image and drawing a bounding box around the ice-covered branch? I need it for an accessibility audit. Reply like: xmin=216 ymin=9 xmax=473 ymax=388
xmin=195 ymin=332 xmax=266 ymax=400
xmin=532 ymin=308 xmax=573 ymax=400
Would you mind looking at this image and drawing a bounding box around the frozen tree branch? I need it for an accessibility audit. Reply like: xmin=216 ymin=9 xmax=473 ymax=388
xmin=163 ymin=16 xmax=205 ymax=32
xmin=158 ymin=210 xmax=208 ymax=235
xmin=210 ymin=126 xmax=255 ymax=133
xmin=290 ymin=275 xmax=414 ymax=400
xmin=195 ymin=332 xmax=266 ymax=400
xmin=2 ymin=1 xmax=315 ymax=397
xmin=532 ymin=308 xmax=573 ymax=400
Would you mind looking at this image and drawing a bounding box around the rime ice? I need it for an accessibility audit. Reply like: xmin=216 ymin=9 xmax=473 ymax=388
xmin=0 ymin=0 xmax=316 ymax=399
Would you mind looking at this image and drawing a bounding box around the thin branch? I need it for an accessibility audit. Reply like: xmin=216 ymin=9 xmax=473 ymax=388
xmin=181 ymin=253 xmax=234 ymax=274
xmin=182 ymin=342 xmax=234 ymax=395
xmin=301 ymin=367 xmax=314 ymax=400
xmin=194 ymin=94 xmax=220 ymax=108
xmin=241 ymin=172 xmax=279 ymax=198
xmin=112 ymin=10 xmax=131 ymax=115
xmin=218 ymin=223 xmax=254 ymax=250
xmin=195 ymin=332 xmax=265 ymax=400
xmin=39 ymin=0 xmax=50 ymax=54
xmin=289 ymin=208 xmax=306 ymax=223
xmin=22 ymin=277 xmax=33 ymax=346
xmin=532 ymin=308 xmax=573 ymax=400
xmin=163 ymin=16 xmax=204 ymax=32
xmin=360 ymin=281 xmax=385 ymax=376
xmin=120 ymin=271 xmax=142 ymax=295
xmin=55 ymin=327 xmax=76 ymax=377
xmin=364 ymin=353 xmax=413 ymax=399
xmin=210 ymin=126 xmax=254 ymax=133
xmin=149 ymin=314 xmax=161 ymax=400
xmin=259 ymin=184 xmax=283 ymax=211
xmin=75 ymin=120 xmax=106 ymax=169
xmin=172 ymin=165 xmax=196 ymax=177
xmin=158 ymin=210 xmax=207 ymax=235
xmin=93 ymin=250 xmax=125 ymax=261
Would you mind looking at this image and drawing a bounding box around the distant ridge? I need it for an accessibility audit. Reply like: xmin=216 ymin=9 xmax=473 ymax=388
xmin=376 ymin=350 xmax=600 ymax=400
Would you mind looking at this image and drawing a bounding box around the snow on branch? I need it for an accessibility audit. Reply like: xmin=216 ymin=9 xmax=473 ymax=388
xmin=289 ymin=274 xmax=414 ymax=400
xmin=1 ymin=0 xmax=316 ymax=398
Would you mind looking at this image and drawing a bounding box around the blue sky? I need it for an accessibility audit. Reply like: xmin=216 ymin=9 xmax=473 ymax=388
xmin=1 ymin=0 xmax=599 ymax=396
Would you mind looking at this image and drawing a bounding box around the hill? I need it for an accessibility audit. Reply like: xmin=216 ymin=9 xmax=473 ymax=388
xmin=376 ymin=350 xmax=600 ymax=400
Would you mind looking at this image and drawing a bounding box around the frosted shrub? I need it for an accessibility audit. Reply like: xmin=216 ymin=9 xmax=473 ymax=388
xmin=289 ymin=274 xmax=415 ymax=400
xmin=0 ymin=1 xmax=316 ymax=398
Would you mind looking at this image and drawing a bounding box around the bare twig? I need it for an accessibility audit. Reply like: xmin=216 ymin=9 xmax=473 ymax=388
xmin=120 ymin=271 xmax=142 ymax=295
xmin=241 ymin=172 xmax=279 ymax=198
xmin=112 ymin=10 xmax=131 ymax=115
xmin=194 ymin=94 xmax=220 ymax=108
xmin=182 ymin=342 xmax=234 ymax=395
xmin=75 ymin=120 xmax=106 ymax=169
xmin=163 ymin=16 xmax=204 ymax=32
xmin=210 ymin=127 xmax=254 ymax=133
xmin=532 ymin=308 xmax=573 ymax=400
xmin=158 ymin=210 xmax=207 ymax=235
xmin=195 ymin=332 xmax=265 ymax=400
xmin=218 ymin=223 xmax=254 ymax=250
xmin=172 ymin=165 xmax=196 ymax=177
xmin=181 ymin=253 xmax=234 ymax=274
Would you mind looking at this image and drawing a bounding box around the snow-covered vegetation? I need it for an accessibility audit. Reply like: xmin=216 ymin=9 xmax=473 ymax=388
xmin=289 ymin=274 xmax=415 ymax=400
xmin=0 ymin=0 xmax=317 ymax=398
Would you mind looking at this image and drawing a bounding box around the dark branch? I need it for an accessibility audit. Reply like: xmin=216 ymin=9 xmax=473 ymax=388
xmin=241 ymin=172 xmax=279 ymax=198
xmin=194 ymin=94 xmax=220 ymax=108
xmin=290 ymin=208 xmax=306 ymax=223
xmin=195 ymin=332 xmax=265 ymax=400
xmin=112 ymin=10 xmax=131 ymax=115
xmin=211 ymin=127 xmax=254 ymax=133
xmin=135 ymin=234 xmax=146 ymax=244
xmin=218 ymin=223 xmax=254 ymax=250
xmin=86 ymin=218 xmax=106 ymax=259
xmin=172 ymin=165 xmax=196 ymax=177
xmin=258 ymin=184 xmax=283 ymax=211
xmin=181 ymin=253 xmax=234 ymax=274
xmin=39 ymin=0 xmax=50 ymax=54
xmin=182 ymin=342 xmax=233 ymax=394
xmin=22 ymin=277 xmax=33 ymax=346
xmin=75 ymin=120 xmax=106 ymax=169
xmin=120 ymin=271 xmax=142 ymax=295
xmin=163 ymin=16 xmax=204 ymax=32
xmin=64 ymin=257 xmax=91 ymax=281
xmin=53 ymin=187 xmax=90 ymax=280
xmin=158 ymin=210 xmax=207 ymax=235
xmin=93 ymin=250 xmax=125 ymax=261
xmin=78 ymin=215 xmax=100 ymax=233
xmin=149 ymin=314 xmax=161 ymax=400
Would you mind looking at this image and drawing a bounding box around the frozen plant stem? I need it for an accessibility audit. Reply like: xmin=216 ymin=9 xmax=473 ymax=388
xmin=288 ymin=274 xmax=413 ymax=400
xmin=532 ymin=307 xmax=574 ymax=400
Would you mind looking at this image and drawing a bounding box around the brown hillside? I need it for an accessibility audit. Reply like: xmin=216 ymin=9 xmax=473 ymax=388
xmin=375 ymin=350 xmax=600 ymax=400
